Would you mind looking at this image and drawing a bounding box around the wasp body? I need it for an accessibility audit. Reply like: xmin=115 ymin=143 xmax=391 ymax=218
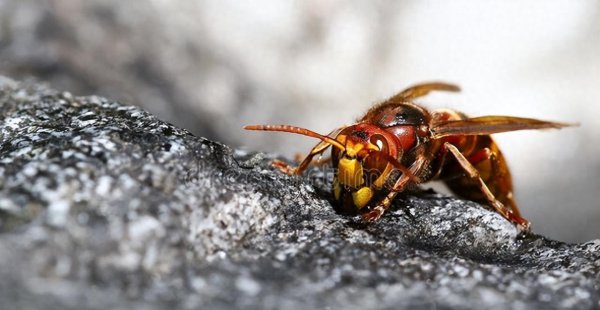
xmin=245 ymin=83 xmax=573 ymax=231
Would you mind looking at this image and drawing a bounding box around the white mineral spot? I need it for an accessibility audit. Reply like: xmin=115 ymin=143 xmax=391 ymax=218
xmin=168 ymin=141 xmax=184 ymax=153
xmin=453 ymin=264 xmax=469 ymax=277
xmin=4 ymin=117 xmax=22 ymax=129
xmin=191 ymin=278 xmax=207 ymax=291
xmin=538 ymin=274 xmax=558 ymax=286
xmin=61 ymin=150 xmax=75 ymax=159
xmin=275 ymin=252 xmax=286 ymax=261
xmin=96 ymin=176 xmax=112 ymax=196
xmin=472 ymin=270 xmax=483 ymax=281
xmin=507 ymin=281 xmax=529 ymax=295
xmin=235 ymin=276 xmax=261 ymax=296
xmin=128 ymin=215 xmax=165 ymax=241
xmin=116 ymin=251 xmax=142 ymax=271
xmin=96 ymin=137 xmax=116 ymax=151
xmin=0 ymin=198 xmax=19 ymax=213
xmin=78 ymin=119 xmax=97 ymax=126
xmin=47 ymin=200 xmax=71 ymax=227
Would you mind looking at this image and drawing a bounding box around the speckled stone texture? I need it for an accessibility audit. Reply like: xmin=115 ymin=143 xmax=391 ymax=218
xmin=0 ymin=76 xmax=598 ymax=310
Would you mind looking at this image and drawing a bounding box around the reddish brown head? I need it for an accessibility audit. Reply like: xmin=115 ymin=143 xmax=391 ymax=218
xmin=244 ymin=117 xmax=420 ymax=214
xmin=330 ymin=103 xmax=429 ymax=213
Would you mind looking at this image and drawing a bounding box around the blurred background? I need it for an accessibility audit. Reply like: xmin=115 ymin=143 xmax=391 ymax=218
xmin=0 ymin=0 xmax=598 ymax=242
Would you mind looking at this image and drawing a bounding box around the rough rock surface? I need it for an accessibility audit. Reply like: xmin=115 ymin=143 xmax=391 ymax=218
xmin=0 ymin=76 xmax=598 ymax=310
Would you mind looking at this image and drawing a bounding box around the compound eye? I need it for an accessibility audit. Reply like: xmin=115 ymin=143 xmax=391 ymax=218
xmin=369 ymin=134 xmax=388 ymax=154
xmin=363 ymin=134 xmax=391 ymax=186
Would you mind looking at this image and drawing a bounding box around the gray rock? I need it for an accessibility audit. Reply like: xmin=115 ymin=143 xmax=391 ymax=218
xmin=0 ymin=76 xmax=598 ymax=310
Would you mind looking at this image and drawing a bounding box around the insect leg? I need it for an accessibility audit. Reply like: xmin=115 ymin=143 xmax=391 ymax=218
xmin=361 ymin=154 xmax=428 ymax=222
xmin=443 ymin=142 xmax=531 ymax=231
xmin=273 ymin=126 xmax=345 ymax=175
xmin=361 ymin=194 xmax=395 ymax=222
xmin=293 ymin=153 xmax=332 ymax=166
xmin=483 ymin=149 xmax=525 ymax=221
xmin=272 ymin=139 xmax=331 ymax=175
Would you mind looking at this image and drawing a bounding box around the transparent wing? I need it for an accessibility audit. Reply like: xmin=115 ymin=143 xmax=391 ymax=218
xmin=430 ymin=116 xmax=576 ymax=138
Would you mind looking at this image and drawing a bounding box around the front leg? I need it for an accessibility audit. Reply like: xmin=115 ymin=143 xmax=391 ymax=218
xmin=272 ymin=126 xmax=345 ymax=175
xmin=361 ymin=155 xmax=428 ymax=222
xmin=361 ymin=194 xmax=395 ymax=221
xmin=272 ymin=139 xmax=331 ymax=175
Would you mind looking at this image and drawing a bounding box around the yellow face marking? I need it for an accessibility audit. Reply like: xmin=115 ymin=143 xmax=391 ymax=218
xmin=338 ymin=157 xmax=363 ymax=188
xmin=336 ymin=136 xmax=369 ymax=188
xmin=335 ymin=134 xmax=381 ymax=189
xmin=335 ymin=134 xmax=348 ymax=147
xmin=344 ymin=139 xmax=364 ymax=157
xmin=352 ymin=187 xmax=374 ymax=209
